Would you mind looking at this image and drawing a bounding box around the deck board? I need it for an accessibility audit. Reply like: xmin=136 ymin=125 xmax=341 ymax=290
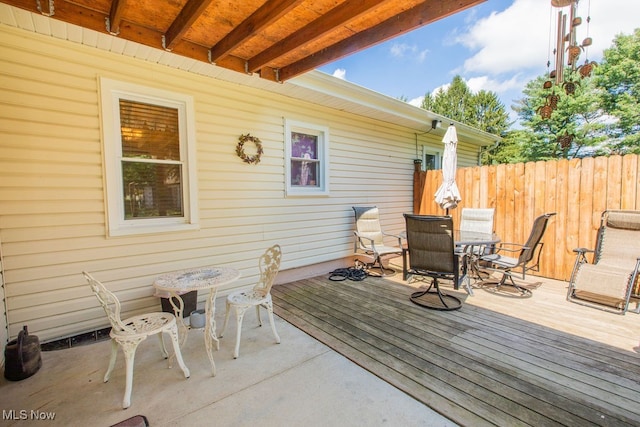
xmin=272 ymin=274 xmax=640 ymax=427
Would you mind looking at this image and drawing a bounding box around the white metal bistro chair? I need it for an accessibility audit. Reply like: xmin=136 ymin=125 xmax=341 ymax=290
xmin=83 ymin=271 xmax=190 ymax=409
xmin=220 ymin=245 xmax=282 ymax=359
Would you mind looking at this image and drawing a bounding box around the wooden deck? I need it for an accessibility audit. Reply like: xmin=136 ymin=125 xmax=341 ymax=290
xmin=271 ymin=272 xmax=640 ymax=427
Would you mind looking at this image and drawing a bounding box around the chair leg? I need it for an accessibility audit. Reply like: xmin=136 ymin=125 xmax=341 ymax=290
xmin=370 ymin=256 xmax=395 ymax=277
xmin=409 ymin=278 xmax=462 ymax=311
xmin=158 ymin=333 xmax=168 ymax=359
xmin=502 ymin=273 xmax=532 ymax=296
xmin=117 ymin=336 xmax=144 ymax=409
xmin=104 ymin=339 xmax=118 ymax=383
xmin=264 ymin=300 xmax=281 ymax=344
xmin=233 ymin=306 xmax=250 ymax=359
xmin=487 ymin=272 xmax=532 ymax=297
xmin=167 ymin=325 xmax=190 ymax=379
xmin=255 ymin=305 xmax=262 ymax=327
xmin=219 ymin=300 xmax=231 ymax=338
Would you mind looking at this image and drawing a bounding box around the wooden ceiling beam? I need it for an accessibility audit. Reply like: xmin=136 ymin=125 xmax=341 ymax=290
xmin=163 ymin=0 xmax=214 ymax=50
xmin=208 ymin=0 xmax=304 ymax=64
xmin=107 ymin=0 xmax=126 ymax=35
xmin=248 ymin=0 xmax=389 ymax=73
xmin=278 ymin=0 xmax=486 ymax=81
xmin=36 ymin=0 xmax=53 ymax=16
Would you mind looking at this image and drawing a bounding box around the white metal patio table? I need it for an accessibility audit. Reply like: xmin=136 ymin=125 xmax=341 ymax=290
xmin=153 ymin=266 xmax=240 ymax=376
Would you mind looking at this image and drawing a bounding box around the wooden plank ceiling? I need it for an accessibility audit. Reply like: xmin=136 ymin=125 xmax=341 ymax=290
xmin=3 ymin=0 xmax=485 ymax=82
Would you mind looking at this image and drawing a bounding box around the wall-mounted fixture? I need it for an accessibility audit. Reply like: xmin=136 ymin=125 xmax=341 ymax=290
xmin=431 ymin=119 xmax=441 ymax=130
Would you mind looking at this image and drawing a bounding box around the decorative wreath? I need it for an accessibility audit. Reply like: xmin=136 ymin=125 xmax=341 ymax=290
xmin=235 ymin=133 xmax=264 ymax=165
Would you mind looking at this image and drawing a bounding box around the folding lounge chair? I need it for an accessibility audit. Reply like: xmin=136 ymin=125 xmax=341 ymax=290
xmin=566 ymin=210 xmax=640 ymax=314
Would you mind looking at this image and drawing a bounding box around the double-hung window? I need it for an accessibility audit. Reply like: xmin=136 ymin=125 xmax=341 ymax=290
xmin=284 ymin=119 xmax=329 ymax=196
xmin=99 ymin=78 xmax=198 ymax=236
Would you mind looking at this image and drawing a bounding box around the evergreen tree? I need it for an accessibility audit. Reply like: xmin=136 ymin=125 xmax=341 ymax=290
xmin=470 ymin=90 xmax=511 ymax=135
xmin=419 ymin=75 xmax=509 ymax=138
xmin=420 ymin=92 xmax=435 ymax=111
xmin=506 ymin=73 xmax=604 ymax=161
xmin=431 ymin=76 xmax=473 ymax=123
xmin=594 ymin=28 xmax=640 ymax=154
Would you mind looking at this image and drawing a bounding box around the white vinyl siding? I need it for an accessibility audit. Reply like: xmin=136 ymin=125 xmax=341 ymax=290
xmin=0 ymin=23 xmax=480 ymax=342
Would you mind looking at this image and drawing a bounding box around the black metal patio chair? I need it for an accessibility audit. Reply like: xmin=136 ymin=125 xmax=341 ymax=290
xmin=479 ymin=212 xmax=556 ymax=296
xmin=403 ymin=214 xmax=462 ymax=311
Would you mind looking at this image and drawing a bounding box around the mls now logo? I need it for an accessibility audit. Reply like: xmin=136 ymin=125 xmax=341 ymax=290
xmin=3 ymin=410 xmax=56 ymax=420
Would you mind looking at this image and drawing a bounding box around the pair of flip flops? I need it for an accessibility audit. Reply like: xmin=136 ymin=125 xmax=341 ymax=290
xmin=328 ymin=266 xmax=367 ymax=281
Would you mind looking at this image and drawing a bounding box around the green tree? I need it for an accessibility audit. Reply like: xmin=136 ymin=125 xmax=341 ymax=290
xmin=594 ymin=28 xmax=640 ymax=154
xmin=470 ymin=90 xmax=511 ymax=135
xmin=504 ymin=72 xmax=605 ymax=161
xmin=420 ymin=92 xmax=435 ymax=111
xmin=431 ymin=76 xmax=473 ymax=123
xmin=419 ymin=75 xmax=509 ymax=140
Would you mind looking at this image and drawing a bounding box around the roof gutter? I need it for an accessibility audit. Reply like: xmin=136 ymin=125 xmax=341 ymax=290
xmin=289 ymin=71 xmax=499 ymax=148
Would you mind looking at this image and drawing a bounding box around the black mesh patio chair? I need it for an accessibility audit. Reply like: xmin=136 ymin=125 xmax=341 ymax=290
xmin=566 ymin=210 xmax=640 ymax=314
xmin=479 ymin=212 xmax=556 ymax=296
xmin=403 ymin=214 xmax=462 ymax=311
xmin=352 ymin=206 xmax=404 ymax=276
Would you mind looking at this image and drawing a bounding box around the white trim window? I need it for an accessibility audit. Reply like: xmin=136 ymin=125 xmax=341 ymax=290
xmin=284 ymin=119 xmax=329 ymax=196
xmin=99 ymin=78 xmax=199 ymax=236
xmin=422 ymin=146 xmax=441 ymax=171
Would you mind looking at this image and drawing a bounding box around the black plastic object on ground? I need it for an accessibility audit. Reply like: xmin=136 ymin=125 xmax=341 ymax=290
xmin=4 ymin=325 xmax=42 ymax=381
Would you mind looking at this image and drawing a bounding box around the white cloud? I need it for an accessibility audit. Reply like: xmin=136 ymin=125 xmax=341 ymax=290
xmin=332 ymin=68 xmax=347 ymax=80
xmin=456 ymin=0 xmax=639 ymax=76
xmin=390 ymin=43 xmax=410 ymax=57
xmin=432 ymin=83 xmax=450 ymax=95
xmin=408 ymin=96 xmax=424 ymax=107
xmin=466 ymin=74 xmax=529 ymax=94
xmin=423 ymin=74 xmax=526 ymax=97
xmin=390 ymin=42 xmax=429 ymax=63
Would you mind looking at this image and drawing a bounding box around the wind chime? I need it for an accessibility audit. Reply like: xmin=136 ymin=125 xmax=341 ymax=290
xmin=540 ymin=0 xmax=595 ymax=148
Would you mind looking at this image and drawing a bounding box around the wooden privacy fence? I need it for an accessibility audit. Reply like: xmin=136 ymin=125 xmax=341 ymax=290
xmin=413 ymin=154 xmax=640 ymax=282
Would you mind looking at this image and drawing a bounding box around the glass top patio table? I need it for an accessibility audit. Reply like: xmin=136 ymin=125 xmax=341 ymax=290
xmin=454 ymin=231 xmax=500 ymax=296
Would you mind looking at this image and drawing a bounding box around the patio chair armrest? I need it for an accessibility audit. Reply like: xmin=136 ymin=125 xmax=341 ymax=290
xmin=572 ymin=247 xmax=594 ymax=264
xmin=382 ymin=231 xmax=404 ymax=246
xmin=494 ymin=243 xmax=529 ymax=254
xmin=572 ymin=247 xmax=594 ymax=254
xmin=353 ymin=231 xmax=378 ymax=252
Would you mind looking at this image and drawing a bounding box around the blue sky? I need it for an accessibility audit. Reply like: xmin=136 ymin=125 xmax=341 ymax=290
xmin=318 ymin=0 xmax=639 ymax=125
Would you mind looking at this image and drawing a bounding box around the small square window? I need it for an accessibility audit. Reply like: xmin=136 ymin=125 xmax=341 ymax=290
xmin=424 ymin=153 xmax=439 ymax=171
xmin=285 ymin=120 xmax=329 ymax=196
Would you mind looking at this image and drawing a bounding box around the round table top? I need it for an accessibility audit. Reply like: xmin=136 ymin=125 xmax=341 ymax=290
xmin=153 ymin=266 xmax=241 ymax=293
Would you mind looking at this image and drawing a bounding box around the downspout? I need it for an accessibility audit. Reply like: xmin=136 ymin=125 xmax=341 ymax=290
xmin=0 ymin=234 xmax=8 ymax=367
xmin=478 ymin=139 xmax=500 ymax=165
